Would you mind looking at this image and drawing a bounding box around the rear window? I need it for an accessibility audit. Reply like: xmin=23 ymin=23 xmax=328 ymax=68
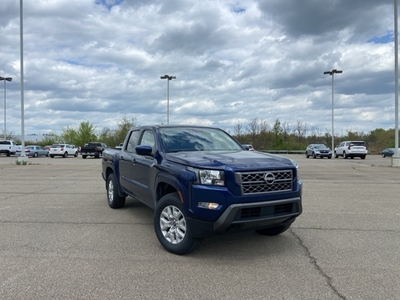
xmin=51 ymin=144 xmax=64 ymax=148
xmin=350 ymin=142 xmax=366 ymax=146
xmin=0 ymin=141 xmax=11 ymax=145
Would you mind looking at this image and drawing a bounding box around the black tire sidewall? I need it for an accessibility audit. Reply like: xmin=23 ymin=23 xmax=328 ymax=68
xmin=107 ymin=173 xmax=125 ymax=208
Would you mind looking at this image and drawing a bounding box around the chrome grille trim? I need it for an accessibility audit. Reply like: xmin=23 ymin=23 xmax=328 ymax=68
xmin=235 ymin=169 xmax=293 ymax=195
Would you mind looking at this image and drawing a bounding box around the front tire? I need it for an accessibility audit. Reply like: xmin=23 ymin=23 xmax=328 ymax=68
xmin=106 ymin=173 xmax=126 ymax=208
xmin=154 ymin=193 xmax=203 ymax=255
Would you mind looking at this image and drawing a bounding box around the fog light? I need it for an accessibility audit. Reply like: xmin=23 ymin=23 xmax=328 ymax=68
xmin=198 ymin=202 xmax=220 ymax=210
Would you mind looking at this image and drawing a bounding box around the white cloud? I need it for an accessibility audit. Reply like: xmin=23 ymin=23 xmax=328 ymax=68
xmin=0 ymin=0 xmax=398 ymax=138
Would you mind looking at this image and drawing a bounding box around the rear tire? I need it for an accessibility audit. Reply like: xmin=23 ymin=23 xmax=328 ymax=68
xmin=106 ymin=173 xmax=126 ymax=208
xmin=50 ymin=155 xmax=54 ymax=158
xmin=63 ymin=152 xmax=68 ymax=158
xmin=154 ymin=193 xmax=203 ymax=255
xmin=343 ymin=152 xmax=347 ymax=159
xmin=82 ymin=155 xmax=87 ymax=159
xmin=33 ymin=152 xmax=38 ymax=158
xmin=361 ymin=155 xmax=366 ymax=159
xmin=74 ymin=152 xmax=78 ymax=157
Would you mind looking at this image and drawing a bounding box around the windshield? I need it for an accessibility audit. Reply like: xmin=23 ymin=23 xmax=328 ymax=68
xmin=160 ymin=127 xmax=242 ymax=153
xmin=314 ymin=144 xmax=328 ymax=149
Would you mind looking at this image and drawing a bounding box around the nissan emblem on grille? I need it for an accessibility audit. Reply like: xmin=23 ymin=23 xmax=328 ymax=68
xmin=236 ymin=170 xmax=293 ymax=195
xmin=264 ymin=172 xmax=275 ymax=185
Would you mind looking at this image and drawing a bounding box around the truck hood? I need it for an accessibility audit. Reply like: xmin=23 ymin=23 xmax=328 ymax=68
xmin=165 ymin=150 xmax=296 ymax=171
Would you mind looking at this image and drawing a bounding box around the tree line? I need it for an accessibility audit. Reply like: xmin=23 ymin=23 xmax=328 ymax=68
xmin=9 ymin=117 xmax=136 ymax=149
xmin=233 ymin=118 xmax=398 ymax=154
xmin=7 ymin=116 xmax=398 ymax=154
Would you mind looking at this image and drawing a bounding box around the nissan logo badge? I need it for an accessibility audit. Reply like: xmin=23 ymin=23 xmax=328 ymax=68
xmin=264 ymin=172 xmax=275 ymax=185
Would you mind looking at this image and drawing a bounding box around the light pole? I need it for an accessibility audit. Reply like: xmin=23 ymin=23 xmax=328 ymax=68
xmin=0 ymin=76 xmax=12 ymax=140
xmin=393 ymin=0 xmax=400 ymax=166
xmin=160 ymin=75 xmax=176 ymax=124
xmin=323 ymin=69 xmax=342 ymax=156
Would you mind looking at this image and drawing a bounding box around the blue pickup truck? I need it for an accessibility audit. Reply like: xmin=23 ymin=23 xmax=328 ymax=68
xmin=102 ymin=125 xmax=302 ymax=255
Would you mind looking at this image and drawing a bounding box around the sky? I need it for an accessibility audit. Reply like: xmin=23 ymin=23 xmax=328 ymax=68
xmin=0 ymin=0 xmax=399 ymax=138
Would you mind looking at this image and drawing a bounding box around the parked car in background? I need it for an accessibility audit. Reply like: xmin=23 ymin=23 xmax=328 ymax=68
xmin=381 ymin=148 xmax=400 ymax=158
xmin=49 ymin=144 xmax=78 ymax=158
xmin=80 ymin=142 xmax=108 ymax=159
xmin=24 ymin=145 xmax=49 ymax=157
xmin=242 ymin=144 xmax=255 ymax=151
xmin=15 ymin=144 xmax=22 ymax=155
xmin=335 ymin=141 xmax=367 ymax=159
xmin=0 ymin=140 xmax=19 ymax=156
xmin=305 ymin=144 xmax=332 ymax=159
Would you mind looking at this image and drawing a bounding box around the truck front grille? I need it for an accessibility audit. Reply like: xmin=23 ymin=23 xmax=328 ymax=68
xmin=236 ymin=170 xmax=293 ymax=195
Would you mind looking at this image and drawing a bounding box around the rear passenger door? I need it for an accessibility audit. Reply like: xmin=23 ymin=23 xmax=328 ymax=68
xmin=119 ymin=130 xmax=141 ymax=195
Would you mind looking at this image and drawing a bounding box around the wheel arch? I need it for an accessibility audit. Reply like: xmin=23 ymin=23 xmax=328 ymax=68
xmin=155 ymin=174 xmax=183 ymax=204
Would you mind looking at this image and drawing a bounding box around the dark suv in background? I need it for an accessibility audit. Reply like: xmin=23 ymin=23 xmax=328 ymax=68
xmin=334 ymin=141 xmax=367 ymax=159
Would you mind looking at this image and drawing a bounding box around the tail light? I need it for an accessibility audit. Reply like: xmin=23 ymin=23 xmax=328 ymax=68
xmin=60 ymin=148 xmax=64 ymax=151
xmin=26 ymin=149 xmax=30 ymax=153
xmin=348 ymin=145 xmax=351 ymax=150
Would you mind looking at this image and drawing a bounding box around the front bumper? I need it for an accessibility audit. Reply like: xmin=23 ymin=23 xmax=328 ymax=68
xmin=187 ymin=197 xmax=302 ymax=238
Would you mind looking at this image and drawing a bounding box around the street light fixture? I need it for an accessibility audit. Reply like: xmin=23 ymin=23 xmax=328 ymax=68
xmin=160 ymin=75 xmax=176 ymax=124
xmin=323 ymin=69 xmax=342 ymax=156
xmin=0 ymin=76 xmax=12 ymax=140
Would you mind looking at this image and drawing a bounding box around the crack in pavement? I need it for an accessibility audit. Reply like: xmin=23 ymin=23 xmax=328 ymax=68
xmin=290 ymin=229 xmax=347 ymax=300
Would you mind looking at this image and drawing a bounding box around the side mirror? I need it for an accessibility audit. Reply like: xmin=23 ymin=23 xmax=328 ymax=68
xmin=136 ymin=145 xmax=153 ymax=156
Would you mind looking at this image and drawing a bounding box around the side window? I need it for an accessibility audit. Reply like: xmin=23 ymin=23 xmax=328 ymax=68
xmin=126 ymin=130 xmax=141 ymax=153
xmin=139 ymin=130 xmax=156 ymax=150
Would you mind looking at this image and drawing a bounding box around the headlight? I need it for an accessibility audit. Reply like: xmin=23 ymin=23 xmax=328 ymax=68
xmin=289 ymin=159 xmax=300 ymax=179
xmin=187 ymin=167 xmax=225 ymax=186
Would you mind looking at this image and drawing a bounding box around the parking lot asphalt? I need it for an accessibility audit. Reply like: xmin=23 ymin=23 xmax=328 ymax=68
xmin=0 ymin=154 xmax=399 ymax=300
